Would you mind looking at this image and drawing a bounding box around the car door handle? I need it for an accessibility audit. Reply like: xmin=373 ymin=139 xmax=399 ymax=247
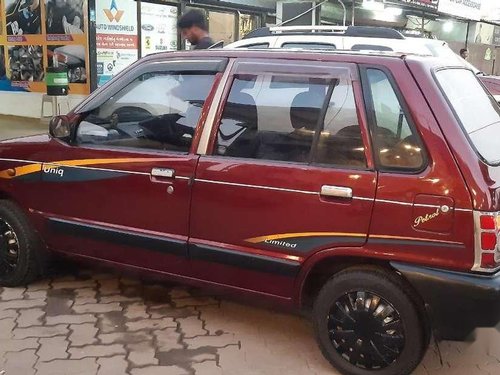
xmin=320 ymin=185 xmax=353 ymax=199
xmin=151 ymin=168 xmax=175 ymax=179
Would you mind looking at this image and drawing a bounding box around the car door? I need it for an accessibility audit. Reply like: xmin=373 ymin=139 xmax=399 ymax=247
xmin=34 ymin=57 xmax=227 ymax=274
xmin=189 ymin=58 xmax=377 ymax=298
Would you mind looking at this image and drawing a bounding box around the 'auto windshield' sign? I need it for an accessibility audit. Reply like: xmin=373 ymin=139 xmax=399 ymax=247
xmin=438 ymin=0 xmax=482 ymax=21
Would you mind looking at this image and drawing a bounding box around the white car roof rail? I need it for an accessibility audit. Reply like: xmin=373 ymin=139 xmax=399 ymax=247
xmin=269 ymin=25 xmax=348 ymax=33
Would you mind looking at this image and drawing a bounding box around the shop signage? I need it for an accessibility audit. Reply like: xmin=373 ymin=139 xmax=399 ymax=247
xmin=399 ymin=0 xmax=439 ymax=11
xmin=438 ymin=0 xmax=482 ymax=21
xmin=96 ymin=0 xmax=139 ymax=87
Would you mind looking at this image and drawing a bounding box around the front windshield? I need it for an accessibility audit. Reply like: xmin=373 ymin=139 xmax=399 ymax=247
xmin=435 ymin=68 xmax=500 ymax=165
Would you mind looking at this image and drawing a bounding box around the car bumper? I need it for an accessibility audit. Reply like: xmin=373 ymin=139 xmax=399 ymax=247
xmin=391 ymin=262 xmax=500 ymax=341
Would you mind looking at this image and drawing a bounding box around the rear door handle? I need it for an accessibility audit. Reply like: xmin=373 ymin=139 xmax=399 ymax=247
xmin=151 ymin=168 xmax=175 ymax=179
xmin=320 ymin=185 xmax=353 ymax=199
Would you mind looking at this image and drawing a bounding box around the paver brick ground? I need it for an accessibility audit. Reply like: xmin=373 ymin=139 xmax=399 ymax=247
xmin=0 ymin=262 xmax=499 ymax=375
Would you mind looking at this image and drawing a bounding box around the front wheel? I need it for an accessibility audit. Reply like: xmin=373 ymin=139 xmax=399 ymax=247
xmin=0 ymin=200 xmax=45 ymax=287
xmin=313 ymin=266 xmax=428 ymax=375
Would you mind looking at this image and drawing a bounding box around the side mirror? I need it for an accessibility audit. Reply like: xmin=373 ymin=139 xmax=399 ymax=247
xmin=49 ymin=115 xmax=72 ymax=140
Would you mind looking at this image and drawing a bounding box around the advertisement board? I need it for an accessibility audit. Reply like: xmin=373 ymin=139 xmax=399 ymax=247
xmin=438 ymin=0 xmax=482 ymax=21
xmin=0 ymin=0 xmax=90 ymax=94
xmin=95 ymin=0 xmax=138 ymax=87
xmin=140 ymin=2 xmax=177 ymax=57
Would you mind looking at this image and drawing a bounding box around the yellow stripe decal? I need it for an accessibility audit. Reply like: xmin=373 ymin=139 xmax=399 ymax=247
xmin=246 ymin=232 xmax=366 ymax=244
xmin=0 ymin=158 xmax=174 ymax=179
xmin=370 ymin=234 xmax=463 ymax=245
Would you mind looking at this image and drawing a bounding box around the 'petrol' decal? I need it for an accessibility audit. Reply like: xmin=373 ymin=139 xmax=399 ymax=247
xmin=413 ymin=208 xmax=441 ymax=228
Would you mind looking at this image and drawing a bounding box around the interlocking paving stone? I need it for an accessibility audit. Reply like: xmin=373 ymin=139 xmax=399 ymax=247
xmin=72 ymin=302 xmax=122 ymax=314
xmin=125 ymin=318 xmax=177 ymax=332
xmin=13 ymin=324 xmax=69 ymax=339
xmin=46 ymin=314 xmax=96 ymax=325
xmin=37 ymin=336 xmax=69 ymax=361
xmin=97 ymin=355 xmax=129 ymax=375
xmin=124 ymin=302 xmax=150 ymax=320
xmin=0 ymin=287 xmax=26 ymax=301
xmin=0 ymin=308 xmax=18 ymax=320
xmin=127 ymin=342 xmax=159 ymax=367
xmin=0 ymin=337 xmax=39 ymax=356
xmin=177 ymin=315 xmax=208 ymax=338
xmin=0 ymin=318 xmax=15 ymax=339
xmin=17 ymin=308 xmax=45 ymax=328
xmin=68 ymin=323 xmax=98 ymax=346
xmin=0 ymin=298 xmax=45 ymax=310
xmin=153 ymin=328 xmax=184 ymax=351
xmin=24 ymin=289 xmax=48 ymax=300
xmin=2 ymin=349 xmax=37 ymax=375
xmin=52 ymin=280 xmax=97 ymax=290
xmin=69 ymin=344 xmax=126 ymax=359
xmin=130 ymin=365 xmax=188 ymax=375
xmin=36 ymin=358 xmax=99 ymax=375
xmin=99 ymin=331 xmax=150 ymax=345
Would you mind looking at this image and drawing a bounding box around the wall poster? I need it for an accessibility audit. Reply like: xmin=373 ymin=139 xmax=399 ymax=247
xmin=95 ymin=0 xmax=138 ymax=87
xmin=140 ymin=2 xmax=177 ymax=57
xmin=0 ymin=0 xmax=90 ymax=93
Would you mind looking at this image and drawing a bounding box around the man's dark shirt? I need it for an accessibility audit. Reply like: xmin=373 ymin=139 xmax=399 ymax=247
xmin=194 ymin=37 xmax=214 ymax=50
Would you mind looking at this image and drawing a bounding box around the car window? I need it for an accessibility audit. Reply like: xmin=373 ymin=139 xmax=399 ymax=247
xmin=76 ymin=72 xmax=216 ymax=152
xmin=365 ymin=68 xmax=424 ymax=171
xmin=243 ymin=43 xmax=270 ymax=49
xmin=435 ymin=68 xmax=500 ymax=165
xmin=351 ymin=44 xmax=392 ymax=51
xmin=214 ymin=71 xmax=366 ymax=168
xmin=282 ymin=42 xmax=336 ymax=50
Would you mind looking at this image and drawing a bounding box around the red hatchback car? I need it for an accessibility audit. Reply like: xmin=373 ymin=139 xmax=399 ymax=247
xmin=1 ymin=49 xmax=500 ymax=375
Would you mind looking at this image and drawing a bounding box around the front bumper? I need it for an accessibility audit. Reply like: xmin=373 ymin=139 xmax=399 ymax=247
xmin=391 ymin=262 xmax=500 ymax=341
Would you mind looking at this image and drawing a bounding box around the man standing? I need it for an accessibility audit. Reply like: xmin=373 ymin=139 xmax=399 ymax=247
xmin=177 ymin=10 xmax=214 ymax=50
xmin=460 ymin=48 xmax=469 ymax=60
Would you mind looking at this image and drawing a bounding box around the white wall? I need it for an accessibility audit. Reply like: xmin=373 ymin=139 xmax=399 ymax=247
xmin=0 ymin=92 xmax=87 ymax=119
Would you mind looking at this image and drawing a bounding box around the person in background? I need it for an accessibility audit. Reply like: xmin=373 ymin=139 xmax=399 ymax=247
xmin=460 ymin=48 xmax=469 ymax=60
xmin=177 ymin=10 xmax=214 ymax=50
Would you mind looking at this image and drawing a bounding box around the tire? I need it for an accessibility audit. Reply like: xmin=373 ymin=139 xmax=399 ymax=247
xmin=313 ymin=266 xmax=428 ymax=375
xmin=0 ymin=200 xmax=45 ymax=287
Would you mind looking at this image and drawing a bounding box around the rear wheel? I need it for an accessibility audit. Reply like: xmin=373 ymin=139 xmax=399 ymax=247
xmin=0 ymin=200 xmax=45 ymax=287
xmin=313 ymin=266 xmax=428 ymax=375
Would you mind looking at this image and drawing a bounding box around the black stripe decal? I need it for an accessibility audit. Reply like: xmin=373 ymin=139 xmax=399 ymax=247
xmin=49 ymin=218 xmax=187 ymax=256
xmin=189 ymin=243 xmax=300 ymax=277
xmin=369 ymin=238 xmax=465 ymax=249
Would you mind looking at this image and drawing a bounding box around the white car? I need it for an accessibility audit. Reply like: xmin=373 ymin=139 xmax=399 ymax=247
xmin=226 ymin=25 xmax=500 ymax=103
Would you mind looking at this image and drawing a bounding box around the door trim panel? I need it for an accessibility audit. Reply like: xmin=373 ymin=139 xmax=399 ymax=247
xmin=48 ymin=218 xmax=187 ymax=256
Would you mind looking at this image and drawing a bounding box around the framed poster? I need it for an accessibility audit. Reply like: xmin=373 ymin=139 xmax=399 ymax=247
xmin=95 ymin=0 xmax=138 ymax=87
xmin=140 ymin=2 xmax=177 ymax=57
xmin=0 ymin=0 xmax=90 ymax=94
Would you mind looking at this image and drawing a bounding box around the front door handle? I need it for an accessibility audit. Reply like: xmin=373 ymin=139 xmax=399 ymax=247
xmin=151 ymin=168 xmax=175 ymax=179
xmin=320 ymin=185 xmax=353 ymax=199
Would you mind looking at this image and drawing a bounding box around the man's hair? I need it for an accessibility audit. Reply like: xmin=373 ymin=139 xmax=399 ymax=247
xmin=177 ymin=10 xmax=208 ymax=31
xmin=460 ymin=48 xmax=468 ymax=55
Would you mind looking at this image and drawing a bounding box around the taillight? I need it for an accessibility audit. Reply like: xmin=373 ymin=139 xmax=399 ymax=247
xmin=473 ymin=211 xmax=500 ymax=272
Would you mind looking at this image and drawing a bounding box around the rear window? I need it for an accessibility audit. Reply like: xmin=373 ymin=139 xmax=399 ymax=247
xmin=435 ymin=68 xmax=500 ymax=165
xmin=282 ymin=42 xmax=336 ymax=50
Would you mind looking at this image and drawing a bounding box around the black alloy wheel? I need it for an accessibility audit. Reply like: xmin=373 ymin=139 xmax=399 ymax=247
xmin=328 ymin=291 xmax=405 ymax=369
xmin=0 ymin=218 xmax=20 ymax=277
xmin=313 ymin=266 xmax=428 ymax=375
xmin=0 ymin=200 xmax=45 ymax=287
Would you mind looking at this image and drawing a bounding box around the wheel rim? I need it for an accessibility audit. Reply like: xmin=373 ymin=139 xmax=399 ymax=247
xmin=327 ymin=291 xmax=405 ymax=370
xmin=0 ymin=218 xmax=20 ymax=277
